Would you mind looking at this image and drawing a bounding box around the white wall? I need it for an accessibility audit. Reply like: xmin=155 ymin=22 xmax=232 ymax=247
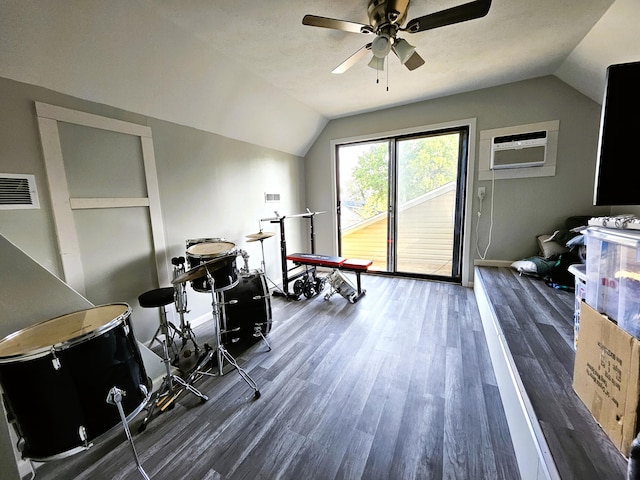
xmin=0 ymin=76 xmax=308 ymax=341
xmin=304 ymin=76 xmax=612 ymax=284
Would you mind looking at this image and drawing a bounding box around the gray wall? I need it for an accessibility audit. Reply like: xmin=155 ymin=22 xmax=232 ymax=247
xmin=304 ymin=75 xmax=619 ymax=283
xmin=0 ymin=76 xmax=307 ymax=341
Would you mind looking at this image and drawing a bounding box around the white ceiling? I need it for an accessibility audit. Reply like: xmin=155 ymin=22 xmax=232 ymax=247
xmin=1 ymin=0 xmax=639 ymax=156
xmin=145 ymin=0 xmax=620 ymax=119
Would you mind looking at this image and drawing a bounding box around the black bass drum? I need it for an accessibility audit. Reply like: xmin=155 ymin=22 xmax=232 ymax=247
xmin=0 ymin=304 xmax=149 ymax=461
xmin=220 ymin=271 xmax=272 ymax=346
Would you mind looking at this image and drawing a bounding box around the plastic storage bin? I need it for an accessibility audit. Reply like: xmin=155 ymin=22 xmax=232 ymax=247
xmin=585 ymin=227 xmax=640 ymax=338
xmin=568 ymin=263 xmax=586 ymax=350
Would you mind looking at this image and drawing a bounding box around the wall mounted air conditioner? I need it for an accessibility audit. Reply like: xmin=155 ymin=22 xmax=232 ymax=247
xmin=490 ymin=130 xmax=548 ymax=170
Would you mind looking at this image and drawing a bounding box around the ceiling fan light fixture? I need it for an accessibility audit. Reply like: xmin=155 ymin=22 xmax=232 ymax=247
xmin=392 ymin=38 xmax=416 ymax=65
xmin=367 ymin=55 xmax=385 ymax=71
xmin=371 ymin=33 xmax=392 ymax=58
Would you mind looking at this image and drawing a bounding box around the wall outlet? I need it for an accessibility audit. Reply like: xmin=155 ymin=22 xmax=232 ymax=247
xmin=477 ymin=187 xmax=486 ymax=200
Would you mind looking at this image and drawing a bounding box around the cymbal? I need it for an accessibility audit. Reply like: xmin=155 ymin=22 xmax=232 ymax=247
xmin=282 ymin=211 xmax=328 ymax=218
xmin=246 ymin=231 xmax=275 ymax=240
xmin=172 ymin=255 xmax=235 ymax=285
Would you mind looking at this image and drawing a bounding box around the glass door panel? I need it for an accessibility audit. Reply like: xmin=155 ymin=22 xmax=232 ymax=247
xmin=337 ymin=141 xmax=390 ymax=272
xmin=396 ymin=133 xmax=461 ymax=276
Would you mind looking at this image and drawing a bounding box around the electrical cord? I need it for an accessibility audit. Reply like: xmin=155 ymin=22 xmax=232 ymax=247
xmin=476 ymin=169 xmax=495 ymax=260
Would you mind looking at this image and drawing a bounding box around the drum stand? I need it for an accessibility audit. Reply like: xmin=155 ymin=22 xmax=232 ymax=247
xmin=107 ymin=387 xmax=150 ymax=480
xmin=187 ymin=270 xmax=261 ymax=399
xmin=138 ymin=317 xmax=208 ymax=432
xmin=254 ymin=234 xmax=285 ymax=297
xmin=172 ymin=256 xmax=200 ymax=357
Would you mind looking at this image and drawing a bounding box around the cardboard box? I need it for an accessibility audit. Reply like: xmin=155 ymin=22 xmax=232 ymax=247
xmin=573 ymin=301 xmax=640 ymax=455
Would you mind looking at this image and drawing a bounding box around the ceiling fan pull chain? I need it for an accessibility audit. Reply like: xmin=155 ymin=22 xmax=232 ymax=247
xmin=386 ymin=57 xmax=389 ymax=92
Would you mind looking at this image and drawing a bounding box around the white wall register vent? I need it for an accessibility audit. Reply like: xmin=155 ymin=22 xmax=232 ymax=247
xmin=491 ymin=130 xmax=548 ymax=170
xmin=264 ymin=192 xmax=281 ymax=203
xmin=0 ymin=174 xmax=40 ymax=209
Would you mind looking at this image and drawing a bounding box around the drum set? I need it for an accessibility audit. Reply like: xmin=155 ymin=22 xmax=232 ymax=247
xmin=0 ymin=234 xmax=276 ymax=476
xmin=136 ymin=237 xmax=273 ymax=431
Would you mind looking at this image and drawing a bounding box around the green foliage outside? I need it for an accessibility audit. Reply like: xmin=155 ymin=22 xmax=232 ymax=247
xmin=346 ymin=133 xmax=460 ymax=219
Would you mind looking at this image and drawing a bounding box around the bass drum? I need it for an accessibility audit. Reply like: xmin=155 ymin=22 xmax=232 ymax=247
xmin=220 ymin=271 xmax=272 ymax=346
xmin=185 ymin=238 xmax=238 ymax=292
xmin=0 ymin=304 xmax=149 ymax=461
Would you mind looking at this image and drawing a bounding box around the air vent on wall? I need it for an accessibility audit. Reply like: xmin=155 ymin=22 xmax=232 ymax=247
xmin=0 ymin=174 xmax=40 ymax=210
xmin=264 ymin=192 xmax=281 ymax=203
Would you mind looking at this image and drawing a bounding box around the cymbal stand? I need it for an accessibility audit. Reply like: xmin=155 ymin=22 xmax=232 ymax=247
xmin=138 ymin=310 xmax=208 ymax=432
xmin=186 ymin=269 xmax=261 ymax=399
xmin=107 ymin=387 xmax=150 ymax=480
xmin=255 ymin=234 xmax=285 ymax=296
xmin=172 ymin=256 xmax=200 ymax=356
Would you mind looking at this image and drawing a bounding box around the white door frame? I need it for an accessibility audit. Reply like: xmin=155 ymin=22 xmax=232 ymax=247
xmin=35 ymin=102 xmax=169 ymax=294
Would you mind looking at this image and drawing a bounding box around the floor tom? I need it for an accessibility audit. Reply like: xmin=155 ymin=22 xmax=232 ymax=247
xmin=220 ymin=271 xmax=272 ymax=346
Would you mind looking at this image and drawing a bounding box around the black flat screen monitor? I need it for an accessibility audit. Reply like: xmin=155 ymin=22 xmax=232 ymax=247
xmin=593 ymin=61 xmax=640 ymax=206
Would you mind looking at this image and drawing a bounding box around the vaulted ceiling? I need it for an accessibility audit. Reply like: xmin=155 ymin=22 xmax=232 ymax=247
xmin=1 ymin=0 xmax=639 ymax=156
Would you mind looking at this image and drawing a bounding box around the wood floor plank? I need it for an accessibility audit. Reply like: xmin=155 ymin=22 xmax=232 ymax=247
xmin=334 ymin=428 xmax=375 ymax=480
xmin=443 ymin=345 xmax=468 ymax=479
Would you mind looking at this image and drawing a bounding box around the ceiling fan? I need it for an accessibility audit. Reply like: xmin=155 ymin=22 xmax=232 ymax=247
xmin=303 ymin=0 xmax=492 ymax=74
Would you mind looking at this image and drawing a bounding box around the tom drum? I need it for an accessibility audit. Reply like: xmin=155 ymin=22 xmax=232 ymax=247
xmin=185 ymin=238 xmax=238 ymax=292
xmin=0 ymin=304 xmax=149 ymax=461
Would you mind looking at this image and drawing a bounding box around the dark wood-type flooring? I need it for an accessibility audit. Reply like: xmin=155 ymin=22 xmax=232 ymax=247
xmin=475 ymin=267 xmax=628 ymax=480
xmin=33 ymin=274 xmax=520 ymax=480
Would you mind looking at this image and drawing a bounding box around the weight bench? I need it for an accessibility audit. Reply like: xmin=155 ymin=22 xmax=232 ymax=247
xmin=286 ymin=253 xmax=372 ymax=303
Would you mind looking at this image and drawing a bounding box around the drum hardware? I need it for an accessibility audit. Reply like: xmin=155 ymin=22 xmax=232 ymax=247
xmin=137 ymin=290 xmax=208 ymax=432
xmin=252 ymin=324 xmax=272 ymax=351
xmin=106 ymin=387 xmax=150 ymax=480
xmin=140 ymin=287 xmax=181 ymax=365
xmin=174 ymin=258 xmax=261 ymax=400
xmin=260 ymin=209 xmax=326 ymax=299
xmin=237 ymin=248 xmax=251 ymax=274
xmin=138 ymin=333 xmax=208 ymax=432
xmin=171 ymin=256 xmax=200 ymax=357
xmin=245 ymin=229 xmax=284 ymax=296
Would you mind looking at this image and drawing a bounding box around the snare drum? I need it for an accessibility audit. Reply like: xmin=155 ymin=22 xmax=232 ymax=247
xmin=0 ymin=304 xmax=149 ymax=461
xmin=220 ymin=270 xmax=272 ymax=346
xmin=186 ymin=238 xmax=238 ymax=292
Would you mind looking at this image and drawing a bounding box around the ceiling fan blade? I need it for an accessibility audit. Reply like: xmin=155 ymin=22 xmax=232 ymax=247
xmin=405 ymin=0 xmax=492 ymax=33
xmin=303 ymin=15 xmax=372 ymax=34
xmin=332 ymin=43 xmax=372 ymax=74
xmin=403 ymin=51 xmax=426 ymax=71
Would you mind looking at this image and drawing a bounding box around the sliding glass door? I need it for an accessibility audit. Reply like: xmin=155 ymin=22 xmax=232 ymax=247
xmin=336 ymin=127 xmax=468 ymax=282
